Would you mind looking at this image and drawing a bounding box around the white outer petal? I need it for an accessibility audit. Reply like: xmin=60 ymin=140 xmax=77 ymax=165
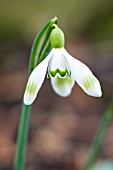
xmin=51 ymin=77 xmax=75 ymax=97
xmin=61 ymin=48 xmax=102 ymax=97
xmin=24 ymin=49 xmax=55 ymax=105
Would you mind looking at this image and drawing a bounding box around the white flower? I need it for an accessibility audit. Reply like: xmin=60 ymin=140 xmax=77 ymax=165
xmin=24 ymin=47 xmax=102 ymax=105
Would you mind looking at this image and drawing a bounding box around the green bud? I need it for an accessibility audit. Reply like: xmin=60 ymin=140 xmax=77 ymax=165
xmin=50 ymin=27 xmax=65 ymax=48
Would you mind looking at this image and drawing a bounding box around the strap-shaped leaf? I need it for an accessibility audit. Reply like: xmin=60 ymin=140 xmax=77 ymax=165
xmin=29 ymin=17 xmax=57 ymax=75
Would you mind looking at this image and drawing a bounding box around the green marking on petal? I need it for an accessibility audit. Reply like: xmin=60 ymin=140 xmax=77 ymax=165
xmin=26 ymin=81 xmax=37 ymax=96
xmin=82 ymin=75 xmax=96 ymax=90
xmin=49 ymin=68 xmax=70 ymax=78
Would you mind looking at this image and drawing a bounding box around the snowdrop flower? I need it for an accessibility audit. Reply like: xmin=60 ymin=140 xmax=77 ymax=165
xmin=24 ymin=26 xmax=102 ymax=105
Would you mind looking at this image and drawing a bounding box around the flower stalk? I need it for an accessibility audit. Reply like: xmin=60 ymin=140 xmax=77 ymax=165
xmin=13 ymin=17 xmax=57 ymax=170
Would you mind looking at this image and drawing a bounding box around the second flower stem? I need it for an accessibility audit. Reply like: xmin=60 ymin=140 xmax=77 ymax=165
xmin=84 ymin=99 xmax=113 ymax=170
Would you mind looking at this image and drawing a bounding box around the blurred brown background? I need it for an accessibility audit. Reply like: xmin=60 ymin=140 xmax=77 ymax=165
xmin=0 ymin=0 xmax=113 ymax=169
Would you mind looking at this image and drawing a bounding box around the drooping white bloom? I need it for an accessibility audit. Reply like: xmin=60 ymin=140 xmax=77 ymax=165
xmin=24 ymin=47 xmax=102 ymax=105
xmin=24 ymin=27 xmax=102 ymax=105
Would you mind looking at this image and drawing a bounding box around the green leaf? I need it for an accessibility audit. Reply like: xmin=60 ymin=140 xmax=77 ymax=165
xmin=84 ymin=99 xmax=113 ymax=170
xmin=91 ymin=161 xmax=113 ymax=170
xmin=28 ymin=17 xmax=57 ymax=75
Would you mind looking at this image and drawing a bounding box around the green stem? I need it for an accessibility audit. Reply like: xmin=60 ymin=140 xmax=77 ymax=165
xmin=14 ymin=104 xmax=31 ymax=170
xmin=13 ymin=17 xmax=58 ymax=170
xmin=84 ymin=99 xmax=113 ymax=170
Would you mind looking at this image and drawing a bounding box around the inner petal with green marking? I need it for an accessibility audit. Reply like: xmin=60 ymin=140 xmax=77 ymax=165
xmin=48 ymin=48 xmax=71 ymax=78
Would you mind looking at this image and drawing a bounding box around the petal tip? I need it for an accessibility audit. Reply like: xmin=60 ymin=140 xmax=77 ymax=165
xmin=90 ymin=84 xmax=102 ymax=98
xmin=94 ymin=80 xmax=102 ymax=98
xmin=23 ymin=94 xmax=33 ymax=105
xmin=97 ymin=88 xmax=102 ymax=98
